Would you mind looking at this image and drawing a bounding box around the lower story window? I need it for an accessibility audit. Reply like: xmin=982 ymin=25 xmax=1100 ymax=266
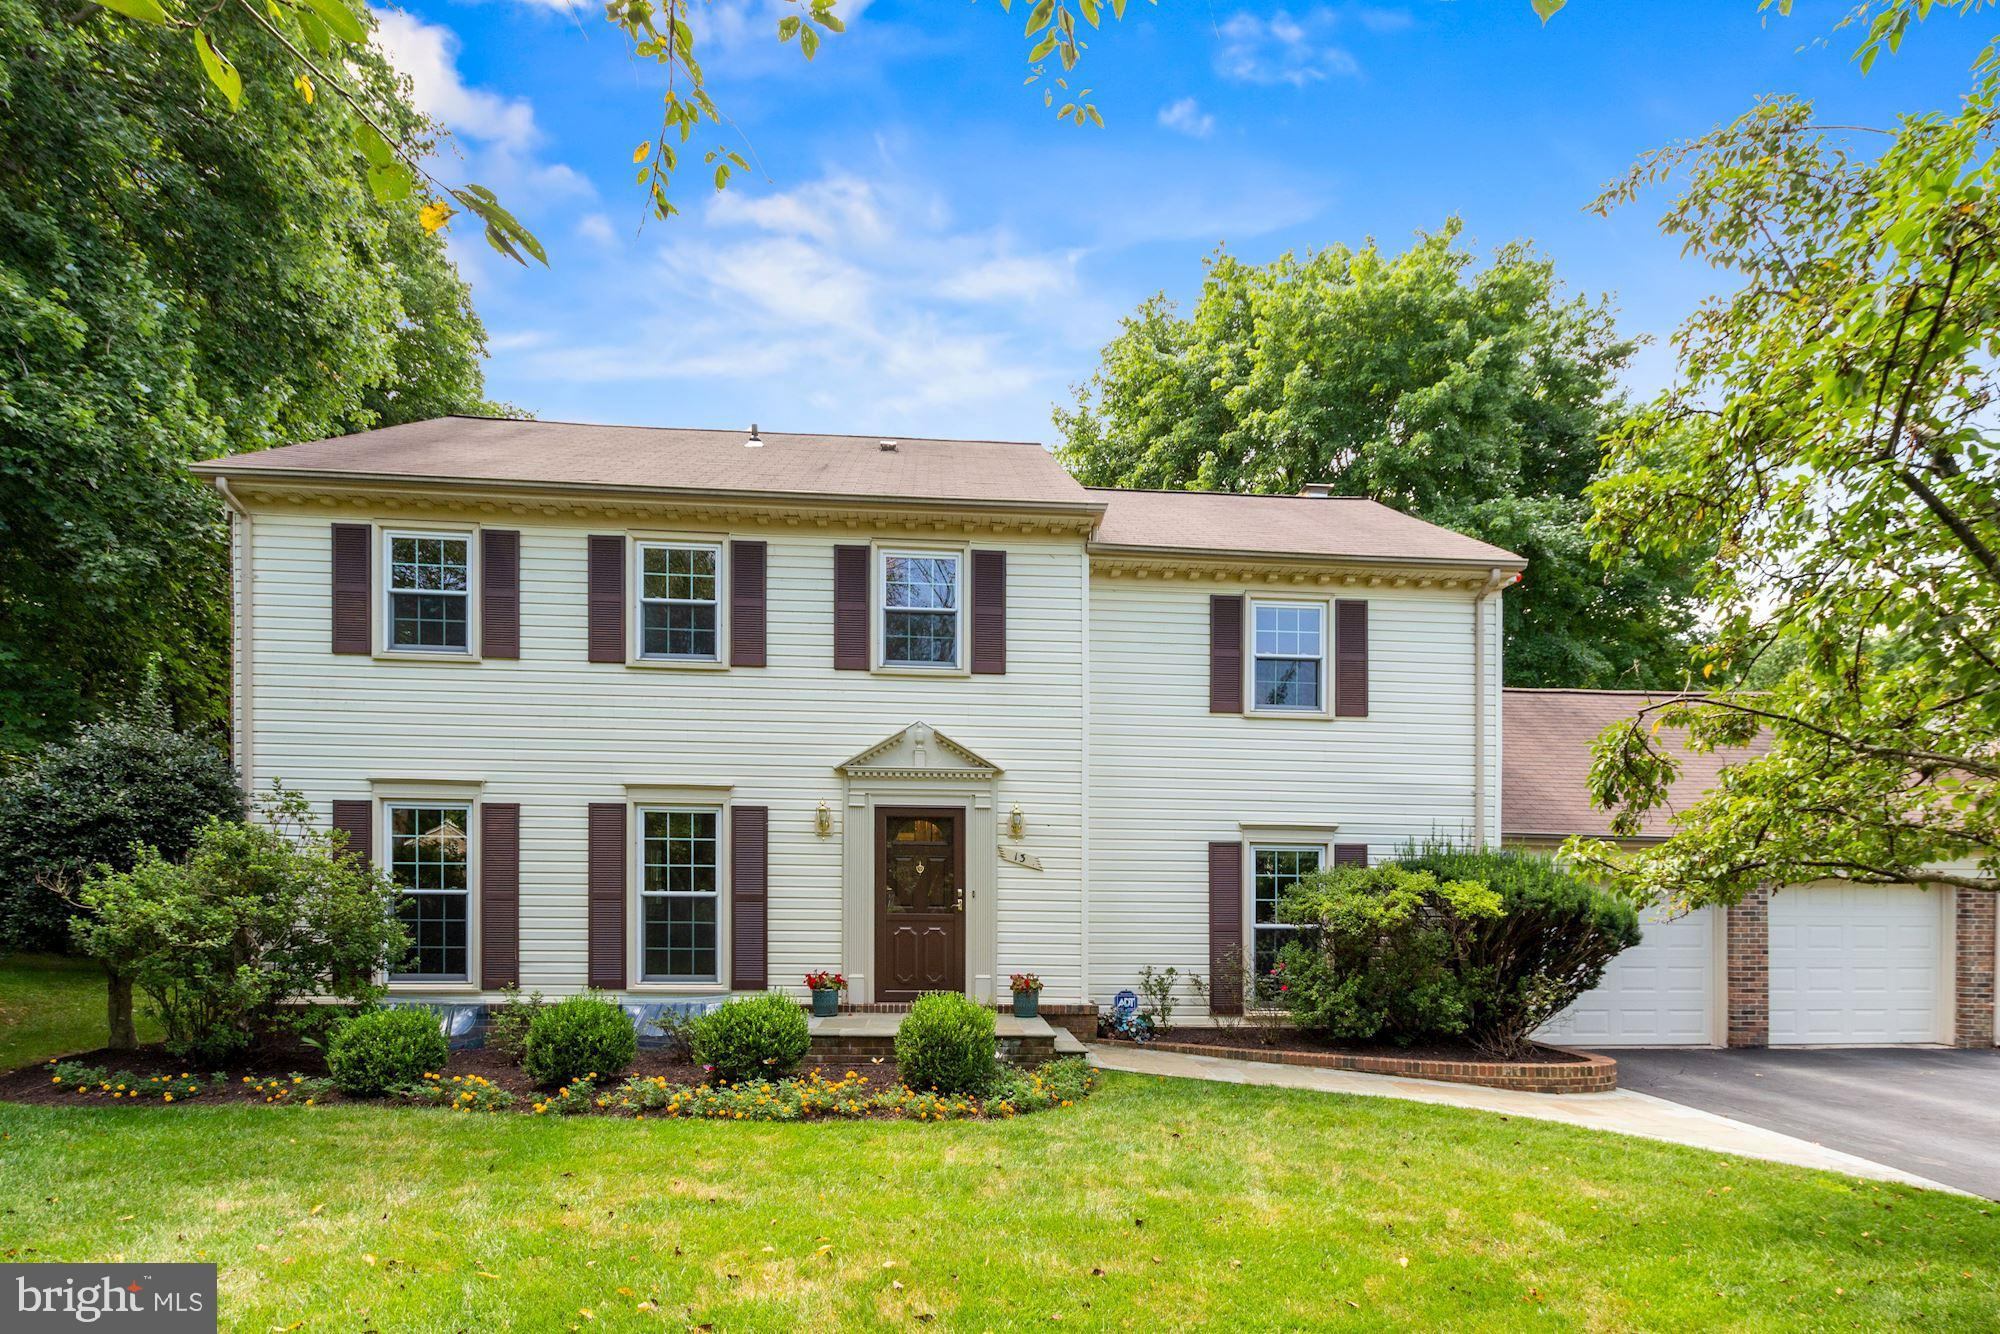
xmin=1252 ymin=845 xmax=1324 ymax=980
xmin=389 ymin=804 xmax=471 ymax=981
xmin=640 ymin=807 xmax=720 ymax=982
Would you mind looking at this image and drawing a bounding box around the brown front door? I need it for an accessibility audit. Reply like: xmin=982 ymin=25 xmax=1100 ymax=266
xmin=876 ymin=807 xmax=967 ymax=1001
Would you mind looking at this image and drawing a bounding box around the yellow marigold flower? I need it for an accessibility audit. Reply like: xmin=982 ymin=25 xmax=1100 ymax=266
xmin=164 ymin=1094 xmax=174 ymax=1102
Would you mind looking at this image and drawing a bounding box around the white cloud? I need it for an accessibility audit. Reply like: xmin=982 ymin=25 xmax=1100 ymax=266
xmin=370 ymin=9 xmax=592 ymax=202
xmin=1216 ymin=8 xmax=1359 ymax=86
xmin=1157 ymin=96 xmax=1216 ymax=139
xmin=576 ymin=213 xmax=618 ymax=246
xmin=938 ymin=254 xmax=1077 ymax=302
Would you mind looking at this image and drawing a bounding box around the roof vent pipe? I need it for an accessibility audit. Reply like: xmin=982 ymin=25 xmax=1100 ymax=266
xmin=879 ymin=440 xmax=899 ymax=453
xmin=1299 ymin=482 xmax=1334 ymax=498
xmin=746 ymin=422 xmax=763 ymax=448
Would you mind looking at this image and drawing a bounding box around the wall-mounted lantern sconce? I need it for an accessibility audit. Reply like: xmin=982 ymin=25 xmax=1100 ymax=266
xmin=815 ymin=801 xmax=834 ymax=838
xmin=1009 ymin=804 xmax=1025 ymax=839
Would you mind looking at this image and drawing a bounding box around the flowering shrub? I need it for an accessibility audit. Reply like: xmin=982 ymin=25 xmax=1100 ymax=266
xmin=1008 ymin=973 xmax=1043 ymax=994
xmin=531 ymin=1076 xmax=599 ymax=1116
xmin=544 ymin=1060 xmax=1097 ymax=1122
xmin=894 ymin=992 xmax=996 ymax=1094
xmin=522 ymin=994 xmax=637 ymax=1088
xmin=46 ymin=1061 xmax=203 ymax=1103
xmin=803 ymin=970 xmax=846 ymax=993
xmin=326 ymin=1007 xmax=450 ymax=1096
xmin=402 ymin=1072 xmax=516 ymax=1113
xmin=687 ymin=992 xmax=810 ymax=1083
xmin=242 ymin=1073 xmax=334 ymax=1105
xmin=988 ymin=1056 xmax=1094 ymax=1114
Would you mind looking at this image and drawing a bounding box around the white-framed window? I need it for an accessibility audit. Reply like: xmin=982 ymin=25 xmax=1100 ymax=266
xmin=881 ymin=550 xmax=963 ymax=669
xmin=384 ymin=531 xmax=472 ymax=654
xmin=388 ymin=803 xmax=473 ymax=981
xmin=637 ymin=541 xmax=722 ymax=661
xmin=639 ymin=806 xmax=721 ymax=982
xmin=1250 ymin=600 xmax=1326 ymax=712
xmin=1251 ymin=844 xmax=1324 ymax=979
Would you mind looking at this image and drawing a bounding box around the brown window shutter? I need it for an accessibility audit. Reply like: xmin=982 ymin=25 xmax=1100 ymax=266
xmin=730 ymin=805 xmax=769 ymax=991
xmin=1334 ymin=843 xmax=1369 ymax=868
xmin=970 ymin=549 xmax=1007 ymax=675
xmin=330 ymin=800 xmax=373 ymax=866
xmin=1334 ymin=599 xmax=1369 ymax=717
xmin=480 ymin=804 xmax=521 ymax=989
xmin=1208 ymin=840 xmax=1244 ymax=1016
xmin=1209 ymin=595 xmax=1244 ymax=714
xmin=832 ymin=544 xmax=870 ymax=670
xmin=330 ymin=523 xmax=372 ymax=655
xmin=586 ymin=802 xmax=627 ymax=989
xmin=730 ymin=541 xmax=768 ymax=668
xmin=481 ymin=530 xmax=521 ymax=660
xmin=587 ymin=535 xmax=625 ymax=664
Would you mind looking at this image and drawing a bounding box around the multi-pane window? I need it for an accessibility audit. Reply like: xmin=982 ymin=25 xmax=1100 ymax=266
xmin=640 ymin=808 xmax=720 ymax=982
xmin=882 ymin=553 xmax=961 ymax=667
xmin=1252 ymin=602 xmax=1326 ymax=711
xmin=638 ymin=542 xmax=720 ymax=660
xmin=389 ymin=804 xmax=471 ymax=980
xmin=1252 ymin=845 xmax=1323 ymax=980
xmin=387 ymin=533 xmax=470 ymax=652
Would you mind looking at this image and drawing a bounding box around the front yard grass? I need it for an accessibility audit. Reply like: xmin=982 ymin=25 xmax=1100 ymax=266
xmin=3 ymin=1073 xmax=1995 ymax=1331
xmin=0 ymin=953 xmax=160 ymax=1072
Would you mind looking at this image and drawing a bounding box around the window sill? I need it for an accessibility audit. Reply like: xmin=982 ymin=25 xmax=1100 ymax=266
xmin=388 ymin=979 xmax=477 ymax=992
xmin=625 ymin=656 xmax=730 ymax=671
xmin=871 ymin=663 xmax=971 ymax=679
xmin=626 ymin=981 xmax=730 ymax=994
xmin=1241 ymin=708 xmax=1333 ymax=721
xmin=372 ymin=650 xmax=482 ymax=665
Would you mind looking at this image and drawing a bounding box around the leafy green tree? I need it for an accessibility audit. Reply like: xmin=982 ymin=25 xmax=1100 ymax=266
xmin=1567 ymin=56 xmax=2000 ymax=905
xmin=1054 ymin=224 xmax=1701 ymax=687
xmin=0 ymin=0 xmax=500 ymax=752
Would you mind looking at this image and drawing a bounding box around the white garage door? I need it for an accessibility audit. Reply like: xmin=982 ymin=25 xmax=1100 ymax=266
xmin=1537 ymin=906 xmax=1717 ymax=1047
xmin=1770 ymin=885 xmax=1944 ymax=1045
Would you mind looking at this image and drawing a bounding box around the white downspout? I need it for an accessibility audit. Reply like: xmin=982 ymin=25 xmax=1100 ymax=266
xmin=213 ymin=478 xmax=254 ymax=800
xmin=1472 ymin=567 xmax=1515 ymax=848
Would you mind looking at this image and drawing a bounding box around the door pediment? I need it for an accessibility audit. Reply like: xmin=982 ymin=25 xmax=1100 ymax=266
xmin=837 ymin=722 xmax=1002 ymax=781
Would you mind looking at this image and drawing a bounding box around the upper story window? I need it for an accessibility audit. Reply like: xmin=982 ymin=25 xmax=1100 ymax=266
xmin=388 ymin=803 xmax=472 ymax=981
xmin=638 ymin=541 xmax=721 ymax=661
xmin=882 ymin=551 xmax=962 ymax=668
xmin=386 ymin=532 xmax=470 ymax=653
xmin=1251 ymin=600 xmax=1325 ymax=712
xmin=639 ymin=807 xmax=720 ymax=983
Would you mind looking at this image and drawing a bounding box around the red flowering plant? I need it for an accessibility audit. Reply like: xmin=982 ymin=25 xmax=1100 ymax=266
xmin=1008 ymin=973 xmax=1043 ymax=994
xmin=803 ymin=970 xmax=847 ymax=993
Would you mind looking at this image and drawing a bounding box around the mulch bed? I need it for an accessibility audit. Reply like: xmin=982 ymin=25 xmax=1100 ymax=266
xmin=0 ymin=1042 xmax=905 ymax=1111
xmin=1140 ymin=1026 xmax=1593 ymax=1065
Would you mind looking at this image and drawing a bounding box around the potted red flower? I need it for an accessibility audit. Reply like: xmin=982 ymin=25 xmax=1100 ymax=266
xmin=1009 ymin=973 xmax=1043 ymax=1019
xmin=804 ymin=970 xmax=846 ymax=1018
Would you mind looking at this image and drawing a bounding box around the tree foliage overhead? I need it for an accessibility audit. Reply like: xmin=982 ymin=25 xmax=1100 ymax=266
xmin=1053 ymin=223 xmax=1701 ymax=688
xmin=0 ymin=0 xmax=500 ymax=753
xmin=1568 ymin=55 xmax=2000 ymax=904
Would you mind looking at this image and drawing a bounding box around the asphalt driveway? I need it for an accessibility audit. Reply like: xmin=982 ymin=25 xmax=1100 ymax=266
xmin=1615 ymin=1047 xmax=2000 ymax=1198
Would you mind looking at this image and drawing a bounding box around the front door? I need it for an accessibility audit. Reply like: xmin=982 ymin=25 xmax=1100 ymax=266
xmin=876 ymin=807 xmax=966 ymax=1001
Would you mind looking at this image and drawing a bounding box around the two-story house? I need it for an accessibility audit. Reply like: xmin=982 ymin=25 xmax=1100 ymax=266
xmin=193 ymin=415 xmax=1520 ymax=1017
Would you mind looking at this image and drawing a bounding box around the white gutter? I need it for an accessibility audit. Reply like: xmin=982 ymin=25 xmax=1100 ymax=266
xmin=212 ymin=478 xmax=254 ymax=799
xmin=1472 ymin=566 xmax=1517 ymax=847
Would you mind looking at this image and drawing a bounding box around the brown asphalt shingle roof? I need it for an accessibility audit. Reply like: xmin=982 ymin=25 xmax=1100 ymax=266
xmin=195 ymin=416 xmax=1096 ymax=509
xmin=1089 ymin=488 xmax=1523 ymax=567
xmin=1503 ymin=688 xmax=1771 ymax=841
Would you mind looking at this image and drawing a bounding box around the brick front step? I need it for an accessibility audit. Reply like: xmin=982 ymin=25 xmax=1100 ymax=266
xmin=806 ymin=1013 xmax=1058 ymax=1066
xmin=1131 ymin=1039 xmax=1618 ymax=1094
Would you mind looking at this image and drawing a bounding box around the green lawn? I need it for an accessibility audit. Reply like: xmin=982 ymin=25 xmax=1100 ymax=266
xmin=0 ymin=952 xmax=160 ymax=1072
xmin=1 ymin=958 xmax=1995 ymax=1329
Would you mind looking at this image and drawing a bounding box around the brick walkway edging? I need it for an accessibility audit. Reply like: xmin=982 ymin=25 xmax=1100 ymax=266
xmin=1131 ymin=1039 xmax=1617 ymax=1094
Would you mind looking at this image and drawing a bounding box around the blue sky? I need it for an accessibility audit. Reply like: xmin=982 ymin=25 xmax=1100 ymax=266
xmin=372 ymin=0 xmax=1989 ymax=444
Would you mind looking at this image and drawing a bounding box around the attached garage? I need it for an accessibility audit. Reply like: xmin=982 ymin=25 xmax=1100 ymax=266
xmin=1769 ymin=884 xmax=1948 ymax=1045
xmin=1538 ymin=906 xmax=1720 ymax=1047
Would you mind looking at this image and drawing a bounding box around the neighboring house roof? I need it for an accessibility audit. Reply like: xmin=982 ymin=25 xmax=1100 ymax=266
xmin=1502 ymin=688 xmax=1771 ymax=842
xmin=1088 ymin=487 xmax=1524 ymax=569
xmin=193 ymin=416 xmax=1098 ymax=512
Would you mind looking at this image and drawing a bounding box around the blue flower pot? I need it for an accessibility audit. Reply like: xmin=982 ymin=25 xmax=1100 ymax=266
xmin=811 ymin=989 xmax=840 ymax=1018
xmin=1012 ymin=990 xmax=1040 ymax=1019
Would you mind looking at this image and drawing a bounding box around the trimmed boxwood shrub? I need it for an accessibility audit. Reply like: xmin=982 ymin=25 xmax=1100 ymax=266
xmin=326 ymin=1008 xmax=449 ymax=1096
xmin=894 ymin=992 xmax=996 ymax=1094
xmin=522 ymin=995 xmax=638 ymax=1089
xmin=687 ymin=993 xmax=810 ymax=1083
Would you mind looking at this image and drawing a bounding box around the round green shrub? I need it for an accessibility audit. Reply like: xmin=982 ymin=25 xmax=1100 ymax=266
xmin=522 ymin=995 xmax=638 ymax=1089
xmin=687 ymin=993 xmax=810 ymax=1083
xmin=894 ymin=992 xmax=996 ymax=1094
xmin=326 ymin=1008 xmax=449 ymax=1096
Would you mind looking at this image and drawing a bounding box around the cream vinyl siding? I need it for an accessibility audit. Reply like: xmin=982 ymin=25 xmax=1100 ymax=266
xmin=1087 ymin=575 xmax=1494 ymax=1015
xmin=239 ymin=506 xmax=1086 ymax=1001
